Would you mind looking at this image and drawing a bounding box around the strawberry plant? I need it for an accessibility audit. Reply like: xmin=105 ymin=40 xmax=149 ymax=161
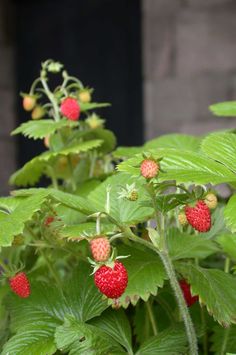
xmin=1 ymin=60 xmax=236 ymax=354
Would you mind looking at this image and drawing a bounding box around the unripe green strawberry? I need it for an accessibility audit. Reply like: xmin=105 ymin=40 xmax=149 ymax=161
xmin=94 ymin=261 xmax=128 ymax=299
xmin=79 ymin=89 xmax=91 ymax=103
xmin=9 ymin=272 xmax=30 ymax=298
xmin=204 ymin=193 xmax=217 ymax=209
xmin=140 ymin=159 xmax=159 ymax=179
xmin=23 ymin=95 xmax=36 ymax=111
xmin=178 ymin=211 xmax=188 ymax=226
xmin=90 ymin=236 xmax=111 ymax=262
xmin=85 ymin=114 xmax=105 ymax=129
xmin=31 ymin=106 xmax=45 ymax=120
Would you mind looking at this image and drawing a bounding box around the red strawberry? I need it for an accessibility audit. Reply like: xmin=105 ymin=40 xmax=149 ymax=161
xmin=9 ymin=272 xmax=30 ymax=298
xmin=60 ymin=97 xmax=80 ymax=121
xmin=94 ymin=261 xmax=128 ymax=299
xmin=140 ymin=159 xmax=159 ymax=179
xmin=184 ymin=200 xmax=211 ymax=232
xmin=44 ymin=216 xmax=55 ymax=226
xmin=23 ymin=95 xmax=36 ymax=111
xmin=179 ymin=279 xmax=198 ymax=307
xmin=90 ymin=237 xmax=111 ymax=262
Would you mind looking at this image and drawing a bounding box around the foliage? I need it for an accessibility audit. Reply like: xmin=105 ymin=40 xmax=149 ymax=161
xmin=1 ymin=59 xmax=236 ymax=354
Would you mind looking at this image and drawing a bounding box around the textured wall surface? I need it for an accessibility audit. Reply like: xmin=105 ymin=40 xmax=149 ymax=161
xmin=143 ymin=0 xmax=236 ymax=139
xmin=0 ymin=2 xmax=16 ymax=195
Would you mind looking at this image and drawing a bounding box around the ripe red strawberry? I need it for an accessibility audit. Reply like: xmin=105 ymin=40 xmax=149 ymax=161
xmin=184 ymin=200 xmax=211 ymax=232
xmin=60 ymin=97 xmax=80 ymax=121
xmin=140 ymin=159 xmax=159 ymax=179
xmin=94 ymin=261 xmax=128 ymax=299
xmin=44 ymin=216 xmax=55 ymax=226
xmin=90 ymin=237 xmax=111 ymax=262
xmin=179 ymin=279 xmax=198 ymax=307
xmin=9 ymin=272 xmax=30 ymax=298
xmin=23 ymin=95 xmax=36 ymax=111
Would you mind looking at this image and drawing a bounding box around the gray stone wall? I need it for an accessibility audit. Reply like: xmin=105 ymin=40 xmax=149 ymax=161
xmin=143 ymin=0 xmax=236 ymax=139
xmin=0 ymin=1 xmax=16 ymax=195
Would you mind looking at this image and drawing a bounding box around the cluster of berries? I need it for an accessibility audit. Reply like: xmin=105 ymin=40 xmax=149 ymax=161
xmin=90 ymin=236 xmax=128 ymax=299
xmin=23 ymin=87 xmax=92 ymax=122
xmin=22 ymin=95 xmax=45 ymax=120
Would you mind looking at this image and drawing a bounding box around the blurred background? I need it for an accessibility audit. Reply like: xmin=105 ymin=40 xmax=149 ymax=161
xmin=1 ymin=0 xmax=236 ymax=194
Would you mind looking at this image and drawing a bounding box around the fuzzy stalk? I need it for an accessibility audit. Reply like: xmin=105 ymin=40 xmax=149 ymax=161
xmin=159 ymin=250 xmax=198 ymax=354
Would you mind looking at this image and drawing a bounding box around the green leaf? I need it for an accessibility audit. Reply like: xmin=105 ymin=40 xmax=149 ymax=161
xmin=117 ymin=149 xmax=236 ymax=184
xmin=201 ymin=132 xmax=236 ymax=174
xmin=50 ymin=189 xmax=95 ymax=215
xmin=9 ymin=156 xmax=44 ymax=186
xmin=201 ymin=206 xmax=226 ymax=239
xmin=217 ymin=234 xmax=236 ymax=261
xmin=42 ymin=139 xmax=103 ymax=160
xmin=5 ymin=263 xmax=108 ymax=352
xmin=176 ymin=262 xmax=236 ymax=326
xmin=210 ymin=325 xmax=236 ymax=354
xmin=55 ymin=316 xmax=124 ymax=355
xmin=116 ymin=244 xmax=167 ymax=306
xmin=167 ymin=228 xmax=218 ymax=260
xmin=209 ymin=101 xmax=236 ymax=116
xmin=10 ymin=140 xmax=103 ymax=186
xmin=0 ymin=191 xmax=49 ymax=246
xmin=80 ymin=102 xmax=110 ymax=112
xmin=2 ymin=324 xmax=57 ymax=355
xmin=224 ymin=195 xmax=236 ymax=233
xmin=90 ymin=308 xmax=133 ymax=353
xmin=88 ymin=172 xmax=153 ymax=225
xmin=11 ymin=118 xmax=78 ymax=140
xmin=64 ymin=263 xmax=108 ymax=322
xmin=113 ymin=146 xmax=143 ymax=159
xmin=81 ymin=128 xmax=117 ymax=153
xmin=145 ymin=133 xmax=201 ymax=152
xmin=136 ymin=327 xmax=187 ymax=355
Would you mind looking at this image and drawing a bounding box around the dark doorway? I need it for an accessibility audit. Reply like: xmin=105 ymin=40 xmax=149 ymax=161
xmin=14 ymin=0 xmax=143 ymax=166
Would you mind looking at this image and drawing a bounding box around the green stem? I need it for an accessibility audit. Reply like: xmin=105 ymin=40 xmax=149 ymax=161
xmin=224 ymin=257 xmax=230 ymax=273
xmin=29 ymin=77 xmax=41 ymax=95
xmin=40 ymin=249 xmax=63 ymax=289
xmin=0 ymin=259 xmax=11 ymax=273
xmin=40 ymin=76 xmax=60 ymax=121
xmin=120 ymin=226 xmax=198 ymax=354
xmin=47 ymin=166 xmax=59 ymax=189
xmin=156 ymin=295 xmax=175 ymax=326
xmin=200 ymin=307 xmax=208 ymax=355
xmin=67 ymin=156 xmax=77 ymax=191
xmin=160 ymin=251 xmax=198 ymax=354
xmin=146 ymin=300 xmax=158 ymax=335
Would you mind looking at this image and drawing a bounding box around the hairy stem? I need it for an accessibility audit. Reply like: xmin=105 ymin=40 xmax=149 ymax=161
xmin=122 ymin=227 xmax=198 ymax=353
xmin=160 ymin=251 xmax=198 ymax=354
xmin=40 ymin=76 xmax=60 ymax=122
